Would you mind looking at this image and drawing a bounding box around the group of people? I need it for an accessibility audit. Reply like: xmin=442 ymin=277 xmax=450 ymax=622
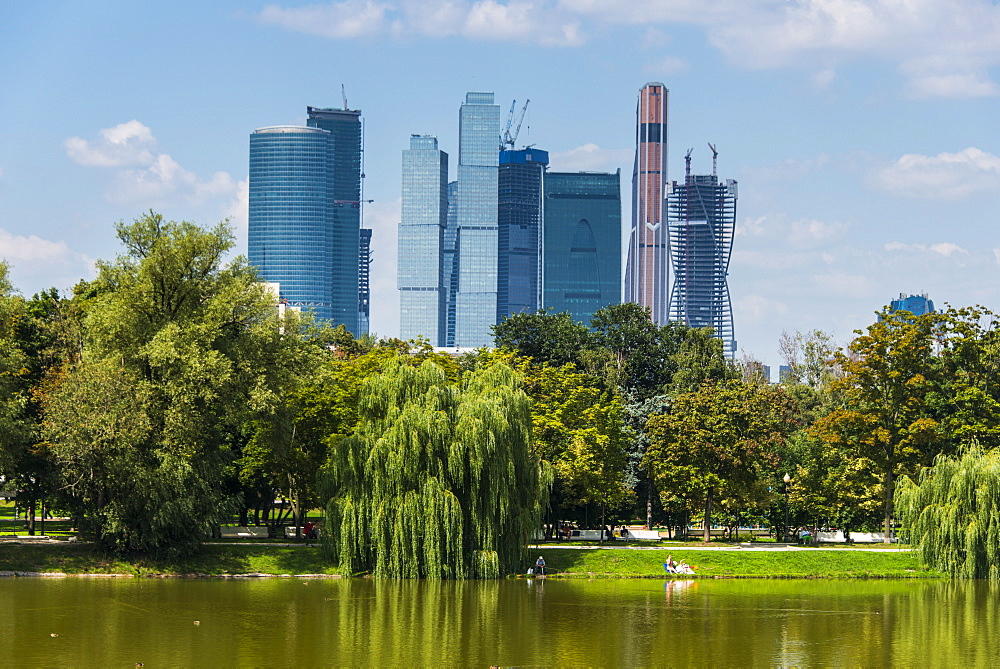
xmin=664 ymin=555 xmax=696 ymax=575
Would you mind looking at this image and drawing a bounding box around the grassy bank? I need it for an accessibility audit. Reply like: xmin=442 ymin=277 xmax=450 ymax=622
xmin=0 ymin=542 xmax=940 ymax=579
xmin=531 ymin=547 xmax=942 ymax=579
xmin=0 ymin=542 xmax=339 ymax=576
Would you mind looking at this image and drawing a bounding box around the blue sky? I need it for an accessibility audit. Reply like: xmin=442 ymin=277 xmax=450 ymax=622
xmin=1 ymin=1 xmax=998 ymax=370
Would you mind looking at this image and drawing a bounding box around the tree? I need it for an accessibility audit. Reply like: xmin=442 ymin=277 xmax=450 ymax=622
xmin=669 ymin=326 xmax=737 ymax=394
xmin=587 ymin=303 xmax=686 ymax=397
xmin=896 ymin=445 xmax=1000 ymax=579
xmin=321 ymin=359 xmax=546 ymax=578
xmin=42 ymin=212 xmax=299 ymax=555
xmin=0 ymin=263 xmax=32 ymax=482
xmin=492 ymin=310 xmax=591 ymax=367
xmin=811 ymin=310 xmax=940 ymax=542
xmin=644 ymin=381 xmax=795 ymax=542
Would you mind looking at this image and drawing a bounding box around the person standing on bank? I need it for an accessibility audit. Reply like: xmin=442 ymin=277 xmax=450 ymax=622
xmin=535 ymin=555 xmax=546 ymax=576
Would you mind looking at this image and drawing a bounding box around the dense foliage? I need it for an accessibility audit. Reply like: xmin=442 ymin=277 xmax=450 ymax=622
xmin=2 ymin=211 xmax=1000 ymax=579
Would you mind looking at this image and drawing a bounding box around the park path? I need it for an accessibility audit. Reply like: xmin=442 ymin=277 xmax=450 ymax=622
xmin=528 ymin=543 xmax=911 ymax=553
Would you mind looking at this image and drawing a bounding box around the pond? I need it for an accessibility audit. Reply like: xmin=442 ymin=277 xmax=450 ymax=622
xmin=2 ymin=577 xmax=998 ymax=666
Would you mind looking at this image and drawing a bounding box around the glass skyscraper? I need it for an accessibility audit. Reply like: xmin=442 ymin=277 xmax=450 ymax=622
xmin=248 ymin=105 xmax=364 ymax=332
xmin=498 ymin=148 xmax=548 ymax=322
xmin=306 ymin=106 xmax=362 ymax=334
xmin=889 ymin=293 xmax=935 ymax=316
xmin=454 ymin=92 xmax=501 ymax=348
xmin=398 ymin=135 xmax=449 ymax=344
xmin=625 ymin=82 xmax=669 ymax=324
xmin=666 ymin=153 xmax=738 ymax=358
xmin=543 ymin=171 xmax=622 ymax=324
xmin=249 ymin=125 xmax=337 ymax=320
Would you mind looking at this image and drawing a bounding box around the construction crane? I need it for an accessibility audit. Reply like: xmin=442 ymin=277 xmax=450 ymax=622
xmin=708 ymin=142 xmax=718 ymax=176
xmin=685 ymin=148 xmax=693 ymax=178
xmin=341 ymin=84 xmax=348 ymax=110
xmin=499 ymin=99 xmax=530 ymax=151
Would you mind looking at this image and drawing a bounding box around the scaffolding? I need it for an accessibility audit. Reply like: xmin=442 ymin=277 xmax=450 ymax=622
xmin=666 ymin=150 xmax=737 ymax=357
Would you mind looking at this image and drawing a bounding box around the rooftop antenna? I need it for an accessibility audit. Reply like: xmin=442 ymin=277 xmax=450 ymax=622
xmin=341 ymin=84 xmax=348 ymax=111
xmin=708 ymin=142 xmax=718 ymax=177
xmin=685 ymin=148 xmax=693 ymax=178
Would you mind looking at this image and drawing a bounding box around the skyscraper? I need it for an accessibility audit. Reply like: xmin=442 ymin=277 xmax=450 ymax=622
xmin=497 ymin=147 xmax=548 ymax=322
xmin=543 ymin=171 xmax=622 ymax=324
xmin=666 ymin=151 xmax=738 ymax=357
xmin=454 ymin=92 xmax=501 ymax=348
xmin=625 ymin=82 xmax=669 ymax=324
xmin=248 ymin=104 xmax=365 ymax=332
xmin=306 ymin=105 xmax=363 ymax=334
xmin=889 ymin=293 xmax=935 ymax=316
xmin=249 ymin=125 xmax=337 ymax=320
xmin=359 ymin=228 xmax=372 ymax=334
xmin=398 ymin=135 xmax=448 ymax=344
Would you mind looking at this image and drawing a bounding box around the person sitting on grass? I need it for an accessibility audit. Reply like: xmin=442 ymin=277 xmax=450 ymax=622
xmin=664 ymin=555 xmax=678 ymax=574
xmin=676 ymin=561 xmax=696 ymax=575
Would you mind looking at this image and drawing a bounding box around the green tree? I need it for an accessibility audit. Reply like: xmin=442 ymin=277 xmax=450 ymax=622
xmin=322 ymin=359 xmax=546 ymax=578
xmin=669 ymin=326 xmax=737 ymax=394
xmin=644 ymin=381 xmax=795 ymax=542
xmin=42 ymin=212 xmax=299 ymax=555
xmin=812 ymin=310 xmax=940 ymax=542
xmin=492 ymin=310 xmax=591 ymax=367
xmin=896 ymin=445 xmax=1000 ymax=578
xmin=0 ymin=263 xmax=31 ymax=479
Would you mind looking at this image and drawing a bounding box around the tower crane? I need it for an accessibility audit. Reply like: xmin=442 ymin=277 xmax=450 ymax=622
xmin=708 ymin=142 xmax=718 ymax=177
xmin=499 ymin=99 xmax=530 ymax=151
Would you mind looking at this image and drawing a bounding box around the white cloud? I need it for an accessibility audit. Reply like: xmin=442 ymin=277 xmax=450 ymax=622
xmin=260 ymin=0 xmax=584 ymax=45
xmin=64 ymin=120 xmax=157 ymax=167
xmin=874 ymin=147 xmax=1000 ymax=198
xmin=0 ymin=228 xmax=95 ymax=291
xmin=66 ymin=122 xmax=241 ymax=208
xmin=905 ymin=71 xmax=1000 ymax=99
xmin=884 ymin=241 xmax=969 ymax=256
xmin=548 ymin=143 xmax=631 ymax=172
xmin=258 ymin=1 xmax=390 ymax=38
xmin=789 ymin=218 xmax=847 ymax=246
xmin=224 ymin=178 xmax=250 ymax=251
xmin=737 ymin=215 xmax=768 ymax=237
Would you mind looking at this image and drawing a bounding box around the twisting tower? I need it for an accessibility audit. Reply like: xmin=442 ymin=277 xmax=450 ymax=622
xmin=625 ymin=83 xmax=669 ymax=323
xmin=666 ymin=146 xmax=738 ymax=357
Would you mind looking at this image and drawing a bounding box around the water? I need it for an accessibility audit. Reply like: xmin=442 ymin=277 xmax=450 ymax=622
xmin=2 ymin=577 xmax=998 ymax=667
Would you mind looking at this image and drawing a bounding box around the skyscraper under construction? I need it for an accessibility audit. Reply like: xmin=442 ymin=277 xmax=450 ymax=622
xmin=625 ymin=82 xmax=669 ymax=324
xmin=666 ymin=148 xmax=737 ymax=358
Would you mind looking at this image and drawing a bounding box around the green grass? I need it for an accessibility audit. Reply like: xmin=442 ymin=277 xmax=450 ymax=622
xmin=0 ymin=543 xmax=340 ymax=576
xmin=530 ymin=547 xmax=941 ymax=579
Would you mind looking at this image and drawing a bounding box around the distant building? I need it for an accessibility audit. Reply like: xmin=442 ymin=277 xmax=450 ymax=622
xmin=625 ymin=82 xmax=670 ymax=324
xmin=359 ymin=228 xmax=372 ymax=334
xmin=779 ymin=365 xmax=793 ymax=383
xmin=306 ymin=106 xmax=363 ymax=333
xmin=249 ymin=125 xmax=338 ymax=321
xmin=543 ymin=170 xmax=622 ymax=325
xmin=498 ymin=148 xmax=548 ymax=322
xmin=666 ymin=150 xmax=737 ymax=358
xmin=454 ymin=92 xmax=502 ymax=347
xmin=889 ymin=293 xmax=935 ymax=316
xmin=443 ymin=181 xmax=459 ymax=346
xmin=398 ymin=135 xmax=448 ymax=344
xmin=248 ymin=103 xmax=364 ymax=332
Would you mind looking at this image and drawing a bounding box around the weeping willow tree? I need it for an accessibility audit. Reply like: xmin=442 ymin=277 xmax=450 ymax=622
xmin=896 ymin=445 xmax=1000 ymax=579
xmin=322 ymin=358 xmax=548 ymax=579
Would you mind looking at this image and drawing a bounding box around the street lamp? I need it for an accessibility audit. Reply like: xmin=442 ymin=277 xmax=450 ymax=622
xmin=783 ymin=473 xmax=791 ymax=542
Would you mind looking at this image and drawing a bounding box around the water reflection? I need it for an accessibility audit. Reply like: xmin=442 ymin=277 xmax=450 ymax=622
xmin=2 ymin=578 xmax=999 ymax=666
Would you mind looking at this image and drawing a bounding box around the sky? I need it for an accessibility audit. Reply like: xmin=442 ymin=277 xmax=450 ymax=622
xmin=1 ymin=1 xmax=998 ymax=372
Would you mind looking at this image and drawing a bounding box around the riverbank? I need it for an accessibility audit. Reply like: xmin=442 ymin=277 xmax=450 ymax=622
xmin=531 ymin=547 xmax=941 ymax=578
xmin=0 ymin=542 xmax=941 ymax=579
xmin=0 ymin=542 xmax=340 ymax=577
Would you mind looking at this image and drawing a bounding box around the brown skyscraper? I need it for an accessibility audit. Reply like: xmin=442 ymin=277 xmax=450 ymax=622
xmin=625 ymin=82 xmax=669 ymax=324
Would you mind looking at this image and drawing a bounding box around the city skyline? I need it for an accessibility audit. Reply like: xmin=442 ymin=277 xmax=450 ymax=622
xmin=2 ymin=3 xmax=999 ymax=370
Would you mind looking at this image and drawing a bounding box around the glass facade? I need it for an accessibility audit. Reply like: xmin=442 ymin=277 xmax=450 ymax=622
xmin=398 ymin=135 xmax=448 ymax=344
xmin=248 ymin=126 xmax=337 ymax=320
xmin=625 ymin=83 xmax=670 ymax=324
xmin=443 ymin=181 xmax=459 ymax=346
xmin=306 ymin=106 xmax=362 ymax=334
xmin=454 ymin=92 xmax=501 ymax=348
xmin=666 ymin=163 xmax=738 ymax=358
xmin=543 ymin=171 xmax=622 ymax=325
xmin=889 ymin=293 xmax=935 ymax=316
xmin=498 ymin=148 xmax=548 ymax=322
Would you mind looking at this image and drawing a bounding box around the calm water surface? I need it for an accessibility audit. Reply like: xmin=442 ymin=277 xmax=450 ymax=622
xmin=2 ymin=577 xmax=998 ymax=667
